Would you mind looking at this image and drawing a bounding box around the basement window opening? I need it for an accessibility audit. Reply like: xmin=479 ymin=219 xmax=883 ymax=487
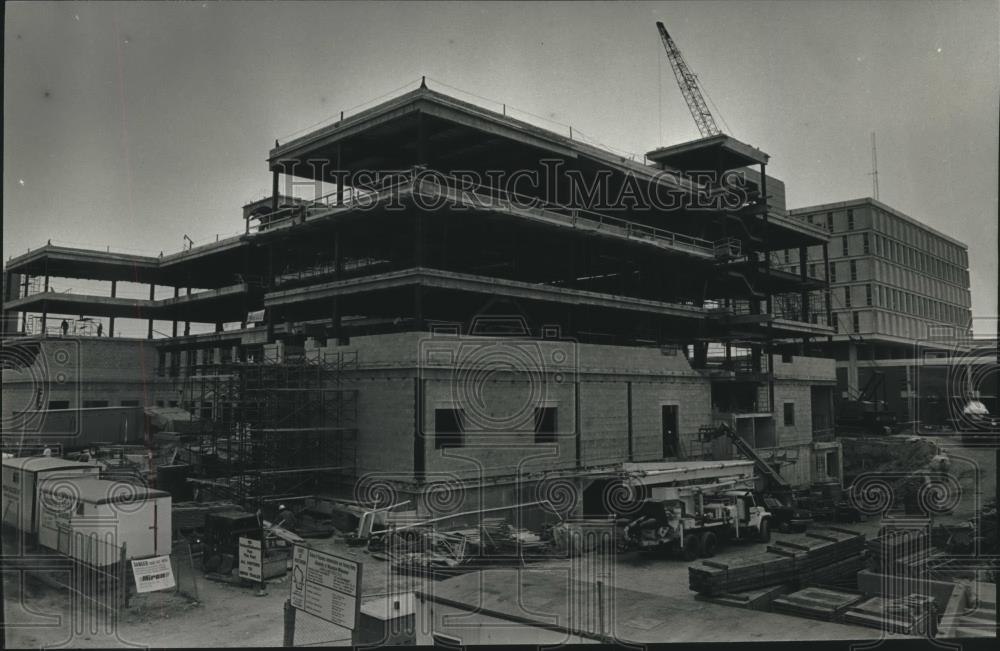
xmin=534 ymin=407 xmax=557 ymax=444
xmin=435 ymin=408 xmax=465 ymax=449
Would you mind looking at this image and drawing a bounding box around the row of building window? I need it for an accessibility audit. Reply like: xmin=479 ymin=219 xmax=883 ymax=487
xmin=830 ymin=311 xmax=863 ymax=334
xmin=835 ymin=282 xmax=966 ymax=324
xmin=806 ymin=209 xmax=855 ymax=233
xmin=801 ymin=207 xmax=966 ymax=267
xmin=871 ymin=233 xmax=966 ymax=285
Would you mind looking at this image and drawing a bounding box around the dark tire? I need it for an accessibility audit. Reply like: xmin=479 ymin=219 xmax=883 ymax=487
xmin=758 ymin=518 xmax=771 ymax=543
xmin=698 ymin=531 xmax=718 ymax=558
xmin=681 ymin=533 xmax=699 ymax=561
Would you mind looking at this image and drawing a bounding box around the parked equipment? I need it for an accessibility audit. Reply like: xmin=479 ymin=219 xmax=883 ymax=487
xmin=621 ymin=484 xmax=773 ymax=560
xmin=200 ymin=510 xmax=260 ymax=574
xmin=612 ymin=460 xmax=773 ymax=559
xmin=836 ymin=372 xmax=898 ymax=435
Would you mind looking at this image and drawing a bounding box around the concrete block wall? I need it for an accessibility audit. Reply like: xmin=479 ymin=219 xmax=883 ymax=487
xmin=579 ymin=382 xmax=628 ymax=467
xmin=772 ymin=383 xmax=815 ymax=447
xmin=773 ymin=354 xmax=836 ymax=382
xmin=630 ymin=379 xmax=712 ymax=461
xmin=354 ymin=377 xmax=415 ymax=478
xmin=319 ymin=334 xmax=837 ymax=485
xmin=2 ymin=338 xmax=170 ymax=418
xmin=422 ymin=374 xmax=578 ymax=479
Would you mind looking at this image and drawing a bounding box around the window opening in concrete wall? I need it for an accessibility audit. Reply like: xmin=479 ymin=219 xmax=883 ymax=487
xmin=435 ymin=408 xmax=464 ymax=449
xmin=534 ymin=406 xmax=557 ymax=444
xmin=661 ymin=405 xmax=679 ymax=458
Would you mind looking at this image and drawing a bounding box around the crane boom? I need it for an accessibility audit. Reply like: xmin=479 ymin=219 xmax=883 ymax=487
xmin=656 ymin=21 xmax=721 ymax=138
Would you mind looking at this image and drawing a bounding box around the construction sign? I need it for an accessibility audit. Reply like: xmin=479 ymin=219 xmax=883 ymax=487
xmin=132 ymin=556 xmax=175 ymax=593
xmin=289 ymin=545 xmax=361 ymax=630
xmin=238 ymin=537 xmax=262 ymax=582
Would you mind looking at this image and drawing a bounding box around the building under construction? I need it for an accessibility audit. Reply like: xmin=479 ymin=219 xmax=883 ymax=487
xmin=2 ymin=83 xmax=843 ymax=512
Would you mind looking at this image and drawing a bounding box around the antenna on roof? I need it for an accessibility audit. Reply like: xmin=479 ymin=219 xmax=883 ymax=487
xmin=869 ymin=131 xmax=880 ymax=200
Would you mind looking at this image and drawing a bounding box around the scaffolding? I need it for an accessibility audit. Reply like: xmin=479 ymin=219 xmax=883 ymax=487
xmin=179 ymin=350 xmax=358 ymax=506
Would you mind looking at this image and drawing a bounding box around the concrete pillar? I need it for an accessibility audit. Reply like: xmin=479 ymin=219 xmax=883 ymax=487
xmin=336 ymin=144 xmax=344 ymax=207
xmin=21 ymin=274 xmax=29 ymax=333
xmin=147 ymin=283 xmax=155 ymax=339
xmin=822 ymin=244 xmax=833 ymax=341
xmin=331 ymin=298 xmax=341 ymax=344
xmin=272 ymin=168 xmax=279 ymax=212
xmin=847 ymin=342 xmax=859 ymax=398
xmin=172 ymin=286 xmax=179 ymax=337
xmin=184 ymin=287 xmax=191 ymax=336
xmin=905 ymin=364 xmax=914 ymax=428
xmin=109 ymin=280 xmax=117 ymax=337
xmin=179 ymin=350 xmax=189 ymax=376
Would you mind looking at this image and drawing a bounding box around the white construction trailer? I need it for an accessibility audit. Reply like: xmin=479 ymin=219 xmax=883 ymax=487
xmin=37 ymin=477 xmax=172 ymax=566
xmin=1 ymin=457 xmax=100 ymax=539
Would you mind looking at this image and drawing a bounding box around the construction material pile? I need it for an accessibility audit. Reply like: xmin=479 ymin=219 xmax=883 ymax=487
xmin=866 ymin=528 xmax=931 ymax=578
xmin=688 ymin=528 xmax=865 ymax=596
xmin=842 ymin=594 xmax=937 ymax=634
xmin=772 ymin=586 xmax=865 ymax=622
xmin=387 ymin=519 xmax=555 ymax=577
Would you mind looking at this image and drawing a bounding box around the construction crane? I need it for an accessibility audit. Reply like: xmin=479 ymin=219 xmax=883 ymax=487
xmin=656 ymin=21 xmax=722 ymax=138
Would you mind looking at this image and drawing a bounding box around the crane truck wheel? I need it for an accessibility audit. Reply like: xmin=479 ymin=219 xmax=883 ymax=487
xmin=758 ymin=518 xmax=771 ymax=543
xmin=681 ymin=534 xmax=699 ymax=561
xmin=698 ymin=531 xmax=718 ymax=558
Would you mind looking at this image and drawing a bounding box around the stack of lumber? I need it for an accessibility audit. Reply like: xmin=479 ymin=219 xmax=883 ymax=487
xmin=689 ymin=528 xmax=866 ymax=596
xmin=866 ymin=530 xmax=930 ymax=576
xmin=695 ymin=583 xmax=793 ymax=611
xmin=842 ymin=594 xmax=935 ymax=634
xmin=772 ymin=587 xmax=866 ymax=622
xmin=689 ymin=550 xmax=797 ymax=595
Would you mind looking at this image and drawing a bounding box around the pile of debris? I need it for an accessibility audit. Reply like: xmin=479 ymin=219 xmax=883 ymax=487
xmin=385 ymin=518 xmax=556 ymax=577
xmin=688 ymin=528 xmax=865 ymax=596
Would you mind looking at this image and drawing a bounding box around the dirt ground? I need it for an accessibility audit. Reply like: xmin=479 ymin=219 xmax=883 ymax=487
xmin=3 ymin=436 xmax=996 ymax=647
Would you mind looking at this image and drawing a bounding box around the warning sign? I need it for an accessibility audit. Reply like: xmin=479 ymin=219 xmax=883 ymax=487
xmin=132 ymin=556 xmax=175 ymax=593
xmin=238 ymin=536 xmax=262 ymax=582
xmin=289 ymin=545 xmax=361 ymax=630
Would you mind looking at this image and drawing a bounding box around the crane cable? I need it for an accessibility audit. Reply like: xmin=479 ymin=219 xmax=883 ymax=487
xmin=697 ymin=73 xmax=734 ymax=136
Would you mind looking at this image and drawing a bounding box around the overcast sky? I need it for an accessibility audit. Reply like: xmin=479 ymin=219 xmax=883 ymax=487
xmin=4 ymin=1 xmax=998 ymax=331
